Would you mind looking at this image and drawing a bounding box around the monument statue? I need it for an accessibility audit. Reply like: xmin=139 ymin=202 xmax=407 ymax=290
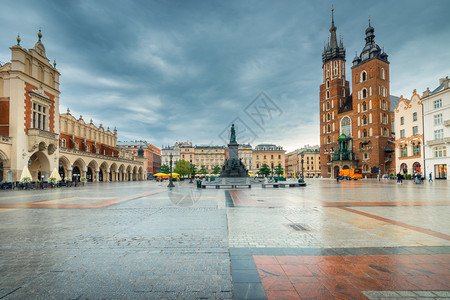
xmin=230 ymin=124 xmax=237 ymax=144
xmin=221 ymin=124 xmax=249 ymax=178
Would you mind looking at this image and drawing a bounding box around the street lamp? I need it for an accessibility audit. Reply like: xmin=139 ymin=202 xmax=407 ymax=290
xmin=167 ymin=153 xmax=175 ymax=188
xmin=189 ymin=163 xmax=194 ymax=183
xmin=271 ymin=164 xmax=274 ymax=179
xmin=301 ymin=153 xmax=305 ymax=182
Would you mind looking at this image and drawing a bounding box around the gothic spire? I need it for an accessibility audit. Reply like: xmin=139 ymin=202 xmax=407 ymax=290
xmin=329 ymin=8 xmax=338 ymax=48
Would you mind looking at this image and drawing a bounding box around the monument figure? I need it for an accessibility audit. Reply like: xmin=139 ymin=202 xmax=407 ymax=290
xmin=230 ymin=123 xmax=237 ymax=144
xmin=221 ymin=124 xmax=249 ymax=178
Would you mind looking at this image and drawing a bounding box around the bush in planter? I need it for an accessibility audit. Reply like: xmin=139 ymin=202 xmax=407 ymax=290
xmin=64 ymin=177 xmax=72 ymax=182
xmin=405 ymin=174 xmax=412 ymax=179
xmin=20 ymin=177 xmax=32 ymax=184
xmin=48 ymin=177 xmax=59 ymax=185
xmin=80 ymin=177 xmax=87 ymax=183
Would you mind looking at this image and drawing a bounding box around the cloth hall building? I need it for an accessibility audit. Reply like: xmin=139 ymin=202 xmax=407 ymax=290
xmin=0 ymin=32 xmax=146 ymax=183
xmin=319 ymin=11 xmax=395 ymax=178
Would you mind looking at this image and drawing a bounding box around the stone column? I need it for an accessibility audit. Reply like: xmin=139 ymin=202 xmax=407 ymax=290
xmin=115 ymin=171 xmax=119 ymax=182
xmin=95 ymin=169 xmax=100 ymax=182
xmin=105 ymin=169 xmax=110 ymax=182
xmin=67 ymin=168 xmax=73 ymax=179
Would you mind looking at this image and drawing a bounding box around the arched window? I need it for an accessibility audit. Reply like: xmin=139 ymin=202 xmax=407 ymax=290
xmin=363 ymin=164 xmax=369 ymax=172
xmin=327 ymin=136 xmax=330 ymax=144
xmin=327 ymin=124 xmax=331 ymax=133
xmin=326 ymin=91 xmax=330 ymax=99
xmin=361 ymin=71 xmax=367 ymax=82
xmin=362 ymin=102 xmax=367 ymax=111
xmin=362 ymin=115 xmax=367 ymax=125
xmin=400 ymin=163 xmax=408 ymax=174
xmin=362 ymin=88 xmax=367 ymax=98
xmin=326 ymin=80 xmax=330 ymax=88
xmin=327 ymin=113 xmax=331 ymax=121
xmin=363 ymin=129 xmax=367 ymax=137
xmin=340 ymin=116 xmax=351 ymax=136
xmin=381 ymin=68 xmax=385 ymax=80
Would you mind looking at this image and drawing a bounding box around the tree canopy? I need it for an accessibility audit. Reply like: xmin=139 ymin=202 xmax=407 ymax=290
xmin=174 ymin=159 xmax=191 ymax=176
xmin=274 ymin=164 xmax=284 ymax=176
xmin=212 ymin=165 xmax=221 ymax=175
xmin=198 ymin=165 xmax=207 ymax=175
xmin=258 ymin=164 xmax=271 ymax=177
xmin=160 ymin=165 xmax=170 ymax=174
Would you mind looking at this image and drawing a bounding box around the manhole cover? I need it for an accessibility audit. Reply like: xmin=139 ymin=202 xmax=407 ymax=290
xmin=288 ymin=224 xmax=309 ymax=231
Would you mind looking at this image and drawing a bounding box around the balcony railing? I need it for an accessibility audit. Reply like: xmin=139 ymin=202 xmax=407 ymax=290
xmin=28 ymin=128 xmax=59 ymax=140
xmin=427 ymin=137 xmax=450 ymax=146
xmin=0 ymin=135 xmax=12 ymax=144
xmin=60 ymin=147 xmax=143 ymax=165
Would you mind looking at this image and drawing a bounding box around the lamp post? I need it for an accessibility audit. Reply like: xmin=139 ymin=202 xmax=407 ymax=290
xmin=168 ymin=153 xmax=175 ymax=188
xmin=271 ymin=164 xmax=274 ymax=179
xmin=301 ymin=153 xmax=305 ymax=182
xmin=189 ymin=163 xmax=194 ymax=183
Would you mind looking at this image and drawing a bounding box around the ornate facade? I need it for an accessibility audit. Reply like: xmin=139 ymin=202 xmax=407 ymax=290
xmin=422 ymin=77 xmax=449 ymax=180
xmin=0 ymin=32 xmax=145 ymax=183
xmin=394 ymin=91 xmax=424 ymax=176
xmin=319 ymin=10 xmax=395 ymax=178
xmin=252 ymin=144 xmax=285 ymax=175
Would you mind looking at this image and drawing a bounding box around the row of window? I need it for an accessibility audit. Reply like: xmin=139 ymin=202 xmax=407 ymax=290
xmin=399 ymin=126 xmax=420 ymax=138
xmin=399 ymin=143 xmax=421 ymax=157
xmin=255 ymin=154 xmax=282 ymax=160
xmin=400 ymin=113 xmax=418 ymax=125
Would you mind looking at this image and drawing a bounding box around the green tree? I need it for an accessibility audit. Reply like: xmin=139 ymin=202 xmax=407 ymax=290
xmin=274 ymin=164 xmax=284 ymax=176
xmin=160 ymin=164 xmax=170 ymax=174
xmin=212 ymin=165 xmax=221 ymax=175
xmin=199 ymin=165 xmax=207 ymax=175
xmin=258 ymin=164 xmax=271 ymax=177
xmin=191 ymin=164 xmax=197 ymax=177
xmin=174 ymin=159 xmax=191 ymax=177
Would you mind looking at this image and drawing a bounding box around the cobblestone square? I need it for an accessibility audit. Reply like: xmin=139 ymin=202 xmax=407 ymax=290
xmin=0 ymin=179 xmax=449 ymax=299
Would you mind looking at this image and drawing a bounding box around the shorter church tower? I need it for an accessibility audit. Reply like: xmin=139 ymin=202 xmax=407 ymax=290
xmin=351 ymin=20 xmax=394 ymax=175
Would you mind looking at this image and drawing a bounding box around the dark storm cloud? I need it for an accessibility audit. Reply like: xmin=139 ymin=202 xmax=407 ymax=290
xmin=1 ymin=0 xmax=449 ymax=151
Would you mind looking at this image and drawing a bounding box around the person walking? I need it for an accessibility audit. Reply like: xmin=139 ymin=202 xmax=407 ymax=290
xmin=429 ymin=172 xmax=433 ymax=182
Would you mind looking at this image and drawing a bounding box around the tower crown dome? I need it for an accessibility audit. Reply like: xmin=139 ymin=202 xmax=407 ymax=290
xmin=352 ymin=19 xmax=389 ymax=67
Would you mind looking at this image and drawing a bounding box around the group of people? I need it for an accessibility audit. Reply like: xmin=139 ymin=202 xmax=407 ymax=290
xmin=396 ymin=171 xmax=433 ymax=184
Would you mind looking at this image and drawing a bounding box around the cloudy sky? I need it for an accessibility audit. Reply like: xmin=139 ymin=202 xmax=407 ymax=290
xmin=1 ymin=0 xmax=449 ymax=151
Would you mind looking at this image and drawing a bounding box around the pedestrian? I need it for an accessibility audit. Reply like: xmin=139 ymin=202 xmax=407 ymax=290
xmin=396 ymin=172 xmax=401 ymax=183
xmin=429 ymin=172 xmax=433 ymax=183
xmin=336 ymin=175 xmax=340 ymax=183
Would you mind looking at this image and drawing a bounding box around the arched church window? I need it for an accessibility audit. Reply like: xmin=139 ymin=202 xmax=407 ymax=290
xmin=340 ymin=116 xmax=351 ymax=136
xmin=362 ymin=115 xmax=367 ymax=125
xmin=326 ymin=102 xmax=330 ymax=110
xmin=363 ymin=129 xmax=367 ymax=137
xmin=362 ymin=88 xmax=367 ymax=98
xmin=381 ymin=68 xmax=385 ymax=80
xmin=327 ymin=124 xmax=331 ymax=133
xmin=326 ymin=91 xmax=330 ymax=99
xmin=361 ymin=71 xmax=367 ymax=82
xmin=326 ymin=80 xmax=330 ymax=88
xmin=327 ymin=113 xmax=331 ymax=121
xmin=362 ymin=102 xmax=367 ymax=111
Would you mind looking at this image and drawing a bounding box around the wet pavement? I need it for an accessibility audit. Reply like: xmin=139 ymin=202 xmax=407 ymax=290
xmin=0 ymin=179 xmax=449 ymax=299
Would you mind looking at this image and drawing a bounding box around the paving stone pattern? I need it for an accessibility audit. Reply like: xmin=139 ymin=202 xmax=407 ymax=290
xmin=0 ymin=179 xmax=449 ymax=299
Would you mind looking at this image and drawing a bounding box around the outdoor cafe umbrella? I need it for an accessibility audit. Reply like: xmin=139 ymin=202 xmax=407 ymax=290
xmin=19 ymin=165 xmax=32 ymax=181
xmin=50 ymin=168 xmax=62 ymax=181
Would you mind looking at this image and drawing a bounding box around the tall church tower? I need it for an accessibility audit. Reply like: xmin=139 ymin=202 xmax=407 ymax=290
xmin=319 ymin=9 xmax=351 ymax=178
xmin=351 ymin=21 xmax=394 ymax=175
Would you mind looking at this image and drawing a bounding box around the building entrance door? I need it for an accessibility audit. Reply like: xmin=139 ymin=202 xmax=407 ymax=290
xmin=435 ymin=164 xmax=447 ymax=179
